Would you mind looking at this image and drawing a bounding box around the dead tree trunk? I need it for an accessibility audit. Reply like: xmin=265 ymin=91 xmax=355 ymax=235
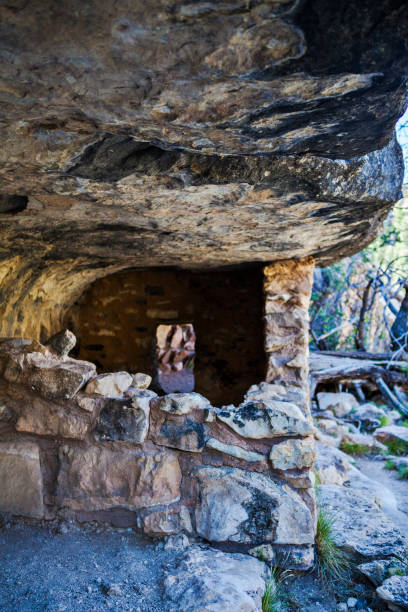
xmin=355 ymin=278 xmax=373 ymax=350
xmin=390 ymin=284 xmax=408 ymax=352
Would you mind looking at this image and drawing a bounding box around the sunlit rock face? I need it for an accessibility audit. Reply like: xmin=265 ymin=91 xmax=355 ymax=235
xmin=0 ymin=0 xmax=406 ymax=336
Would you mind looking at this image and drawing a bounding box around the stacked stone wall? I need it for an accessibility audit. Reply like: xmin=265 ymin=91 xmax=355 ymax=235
xmin=0 ymin=331 xmax=316 ymax=569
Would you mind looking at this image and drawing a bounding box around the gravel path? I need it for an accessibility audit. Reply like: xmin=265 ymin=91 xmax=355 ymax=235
xmin=355 ymin=456 xmax=408 ymax=538
xmin=0 ymin=519 xmax=177 ymax=612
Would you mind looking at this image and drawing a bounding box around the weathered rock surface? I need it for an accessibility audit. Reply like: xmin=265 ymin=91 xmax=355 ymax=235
xmin=131 ymin=373 xmax=152 ymax=389
xmin=0 ymin=1 xmax=406 ymax=339
xmin=16 ymin=398 xmax=89 ymax=440
xmin=152 ymin=417 xmax=207 ymax=452
xmin=153 ymin=392 xmax=210 ymax=416
xmin=317 ymin=484 xmax=406 ymax=560
xmin=350 ymin=403 xmax=386 ymax=431
xmin=0 ymin=441 xmax=44 ymax=518
xmin=85 ymin=372 xmax=133 ymax=397
xmin=317 ymin=392 xmax=358 ymax=417
xmin=0 ymin=341 xmax=95 ymax=400
xmin=194 ymin=466 xmax=314 ymax=546
xmin=377 ymin=576 xmax=408 ymax=611
xmin=314 ymin=442 xmax=352 ymax=485
xmin=93 ymin=396 xmax=150 ymax=443
xmin=358 ymin=558 xmax=407 ymax=587
xmin=269 ymin=436 xmax=315 ymax=470
xmin=217 ymin=400 xmax=313 ymax=439
xmin=57 ymin=445 xmax=182 ymax=511
xmin=46 ymin=329 xmax=77 ymax=357
xmin=164 ymin=545 xmax=270 ymax=612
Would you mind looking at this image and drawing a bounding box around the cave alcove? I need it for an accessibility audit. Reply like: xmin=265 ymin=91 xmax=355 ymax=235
xmin=64 ymin=265 xmax=266 ymax=406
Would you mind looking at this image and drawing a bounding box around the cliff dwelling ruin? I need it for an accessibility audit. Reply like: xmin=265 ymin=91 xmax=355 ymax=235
xmin=0 ymin=1 xmax=407 ymax=608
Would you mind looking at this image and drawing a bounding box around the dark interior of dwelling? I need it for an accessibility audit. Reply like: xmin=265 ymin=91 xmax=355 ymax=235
xmin=65 ymin=265 xmax=266 ymax=406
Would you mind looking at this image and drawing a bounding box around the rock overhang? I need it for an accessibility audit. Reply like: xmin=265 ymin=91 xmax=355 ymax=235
xmin=0 ymin=0 xmax=407 ymax=337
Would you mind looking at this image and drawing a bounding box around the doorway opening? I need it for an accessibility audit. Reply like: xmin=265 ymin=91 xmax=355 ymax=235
xmin=155 ymin=323 xmax=195 ymax=394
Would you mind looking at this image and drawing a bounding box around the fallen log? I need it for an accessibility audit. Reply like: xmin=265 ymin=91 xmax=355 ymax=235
xmin=309 ymin=352 xmax=408 ymax=399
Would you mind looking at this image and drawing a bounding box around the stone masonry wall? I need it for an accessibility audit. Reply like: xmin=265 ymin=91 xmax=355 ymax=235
xmin=264 ymin=257 xmax=315 ymax=413
xmin=0 ymin=261 xmax=316 ymax=569
xmin=0 ymin=335 xmax=316 ymax=569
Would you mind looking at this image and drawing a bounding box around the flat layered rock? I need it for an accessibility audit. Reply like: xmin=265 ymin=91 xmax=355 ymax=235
xmin=16 ymin=398 xmax=89 ymax=440
xmin=317 ymin=484 xmax=406 ymax=560
xmin=217 ymin=400 xmax=313 ymax=439
xmin=0 ymin=343 xmax=95 ymax=400
xmin=57 ymin=445 xmax=181 ymax=512
xmin=164 ymin=545 xmax=269 ymax=612
xmin=153 ymin=392 xmax=210 ymax=416
xmin=0 ymin=441 xmax=44 ymax=518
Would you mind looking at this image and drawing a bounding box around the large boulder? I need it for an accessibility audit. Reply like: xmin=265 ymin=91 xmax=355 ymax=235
xmin=317 ymin=484 xmax=406 ymax=560
xmin=349 ymin=403 xmax=386 ymax=431
xmin=0 ymin=441 xmax=44 ymax=518
xmin=193 ymin=466 xmax=314 ymax=546
xmin=164 ymin=546 xmax=270 ymax=612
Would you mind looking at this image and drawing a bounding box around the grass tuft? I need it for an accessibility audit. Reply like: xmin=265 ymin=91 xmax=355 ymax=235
xmin=315 ymin=507 xmax=351 ymax=586
xmin=339 ymin=441 xmax=371 ymax=456
xmin=397 ymin=466 xmax=408 ymax=479
xmin=379 ymin=415 xmax=389 ymax=427
xmin=383 ymin=438 xmax=408 ymax=456
xmin=384 ymin=459 xmax=396 ymax=470
xmin=262 ymin=567 xmax=292 ymax=612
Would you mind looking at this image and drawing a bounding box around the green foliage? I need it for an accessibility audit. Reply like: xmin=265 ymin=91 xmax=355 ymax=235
xmin=379 ymin=415 xmax=389 ymax=427
xmin=397 ymin=466 xmax=408 ymax=480
xmin=315 ymin=507 xmax=351 ymax=586
xmin=262 ymin=567 xmax=292 ymax=612
xmin=402 ymin=420 xmax=408 ymax=428
xmin=383 ymin=438 xmax=408 ymax=456
xmin=339 ymin=440 xmax=371 ymax=456
xmin=385 ymin=459 xmax=396 ymax=470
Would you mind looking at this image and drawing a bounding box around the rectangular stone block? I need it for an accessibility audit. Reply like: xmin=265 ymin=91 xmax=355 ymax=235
xmin=57 ymin=444 xmax=181 ymax=512
xmin=0 ymin=441 xmax=44 ymax=518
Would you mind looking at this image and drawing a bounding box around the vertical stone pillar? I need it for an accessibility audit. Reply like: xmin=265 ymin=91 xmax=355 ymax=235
xmin=263 ymin=257 xmax=314 ymax=412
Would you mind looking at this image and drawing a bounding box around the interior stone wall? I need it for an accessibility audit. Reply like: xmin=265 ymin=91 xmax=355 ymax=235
xmin=65 ymin=267 xmax=265 ymax=406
